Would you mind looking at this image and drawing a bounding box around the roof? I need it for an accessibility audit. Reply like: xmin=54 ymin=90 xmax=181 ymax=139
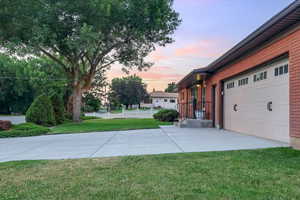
xmin=177 ymin=0 xmax=300 ymax=87
xmin=150 ymin=92 xmax=178 ymax=98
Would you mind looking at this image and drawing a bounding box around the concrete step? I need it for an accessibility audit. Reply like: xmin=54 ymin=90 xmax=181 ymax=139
xmin=176 ymin=119 xmax=213 ymax=128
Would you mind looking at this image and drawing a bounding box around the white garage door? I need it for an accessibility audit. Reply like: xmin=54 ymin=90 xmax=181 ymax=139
xmin=224 ymin=58 xmax=289 ymax=143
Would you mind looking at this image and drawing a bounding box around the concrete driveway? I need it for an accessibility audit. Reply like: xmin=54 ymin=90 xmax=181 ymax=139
xmin=0 ymin=116 xmax=25 ymax=124
xmin=0 ymin=126 xmax=289 ymax=162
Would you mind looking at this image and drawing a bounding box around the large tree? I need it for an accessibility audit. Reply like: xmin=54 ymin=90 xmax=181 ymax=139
xmin=109 ymin=75 xmax=148 ymax=109
xmin=0 ymin=0 xmax=181 ymax=121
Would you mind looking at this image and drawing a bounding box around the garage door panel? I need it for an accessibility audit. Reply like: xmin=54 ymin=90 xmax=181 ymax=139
xmin=224 ymin=58 xmax=289 ymax=143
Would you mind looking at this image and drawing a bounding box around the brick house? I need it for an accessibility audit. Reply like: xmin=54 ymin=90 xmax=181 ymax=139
xmin=177 ymin=0 xmax=300 ymax=149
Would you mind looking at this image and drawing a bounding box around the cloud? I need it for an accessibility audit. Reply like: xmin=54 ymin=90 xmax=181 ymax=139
xmin=137 ymin=71 xmax=183 ymax=80
xmin=174 ymin=39 xmax=227 ymax=58
xmin=149 ymin=51 xmax=169 ymax=62
xmin=152 ymin=66 xmax=173 ymax=71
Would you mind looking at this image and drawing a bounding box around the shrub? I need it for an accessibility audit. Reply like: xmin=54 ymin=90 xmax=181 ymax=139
xmin=83 ymin=93 xmax=101 ymax=112
xmin=83 ymin=105 xmax=95 ymax=113
xmin=0 ymin=123 xmax=50 ymax=138
xmin=26 ymin=95 xmax=56 ymax=126
xmin=50 ymin=93 xmax=66 ymax=124
xmin=153 ymin=109 xmax=179 ymax=122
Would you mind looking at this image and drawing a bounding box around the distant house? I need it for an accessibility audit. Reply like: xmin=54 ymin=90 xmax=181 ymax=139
xmin=150 ymin=91 xmax=178 ymax=110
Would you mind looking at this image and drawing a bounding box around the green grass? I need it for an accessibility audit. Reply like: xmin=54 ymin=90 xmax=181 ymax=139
xmin=0 ymin=148 xmax=300 ymax=200
xmin=0 ymin=119 xmax=170 ymax=138
xmin=51 ymin=118 xmax=172 ymax=134
xmin=81 ymin=116 xmax=101 ymax=120
xmin=0 ymin=123 xmax=50 ymax=138
xmin=110 ymin=109 xmax=122 ymax=114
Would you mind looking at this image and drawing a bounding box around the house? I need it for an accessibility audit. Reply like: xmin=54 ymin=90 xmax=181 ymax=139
xmin=177 ymin=0 xmax=300 ymax=149
xmin=149 ymin=91 xmax=178 ymax=110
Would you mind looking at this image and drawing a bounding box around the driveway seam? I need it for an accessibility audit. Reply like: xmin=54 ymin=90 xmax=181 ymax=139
xmin=160 ymin=127 xmax=185 ymax=153
xmin=89 ymin=133 xmax=117 ymax=157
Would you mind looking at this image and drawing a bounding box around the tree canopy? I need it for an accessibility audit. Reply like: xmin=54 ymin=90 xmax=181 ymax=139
xmin=0 ymin=0 xmax=181 ymax=121
xmin=109 ymin=75 xmax=148 ymax=109
xmin=0 ymin=56 xmax=68 ymax=114
xmin=165 ymin=82 xmax=177 ymax=93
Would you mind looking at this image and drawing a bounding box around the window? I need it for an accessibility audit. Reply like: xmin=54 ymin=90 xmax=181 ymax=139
xmin=164 ymin=99 xmax=168 ymax=102
xmin=227 ymin=82 xmax=235 ymax=89
xmin=238 ymin=77 xmax=248 ymax=86
xmin=279 ymin=67 xmax=283 ymax=75
xmin=170 ymin=99 xmax=176 ymax=103
xmin=274 ymin=64 xmax=289 ymax=77
xmin=263 ymin=71 xmax=267 ymax=79
xmin=254 ymin=71 xmax=267 ymax=82
xmin=284 ymin=64 xmax=289 ymax=73
xmin=275 ymin=68 xmax=279 ymax=76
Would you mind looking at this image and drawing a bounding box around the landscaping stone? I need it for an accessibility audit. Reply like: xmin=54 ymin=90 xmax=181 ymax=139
xmin=0 ymin=120 xmax=12 ymax=130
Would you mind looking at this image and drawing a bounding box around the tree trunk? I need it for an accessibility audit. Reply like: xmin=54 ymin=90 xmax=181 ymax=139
xmin=72 ymin=86 xmax=83 ymax=122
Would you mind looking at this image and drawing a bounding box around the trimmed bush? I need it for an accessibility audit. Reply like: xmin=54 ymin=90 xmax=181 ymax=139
xmin=0 ymin=123 xmax=50 ymax=138
xmin=26 ymin=95 xmax=56 ymax=126
xmin=50 ymin=93 xmax=66 ymax=124
xmin=153 ymin=109 xmax=179 ymax=122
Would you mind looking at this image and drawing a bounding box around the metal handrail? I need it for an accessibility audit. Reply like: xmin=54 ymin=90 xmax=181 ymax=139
xmin=178 ymin=101 xmax=211 ymax=120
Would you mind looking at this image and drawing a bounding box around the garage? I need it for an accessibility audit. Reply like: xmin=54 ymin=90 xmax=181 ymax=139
xmin=224 ymin=58 xmax=290 ymax=143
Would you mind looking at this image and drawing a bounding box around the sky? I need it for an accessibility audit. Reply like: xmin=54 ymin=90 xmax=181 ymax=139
xmin=107 ymin=0 xmax=295 ymax=92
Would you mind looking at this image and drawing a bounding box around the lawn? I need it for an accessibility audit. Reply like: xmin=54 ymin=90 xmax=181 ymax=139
xmin=0 ymin=123 xmax=50 ymax=138
xmin=51 ymin=118 xmax=172 ymax=134
xmin=0 ymin=118 xmax=171 ymax=137
xmin=0 ymin=148 xmax=300 ymax=200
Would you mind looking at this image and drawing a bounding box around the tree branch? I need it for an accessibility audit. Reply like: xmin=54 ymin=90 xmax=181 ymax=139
xmin=38 ymin=47 xmax=69 ymax=72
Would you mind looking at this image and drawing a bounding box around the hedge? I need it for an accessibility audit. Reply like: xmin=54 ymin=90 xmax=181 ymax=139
xmin=153 ymin=109 xmax=179 ymax=122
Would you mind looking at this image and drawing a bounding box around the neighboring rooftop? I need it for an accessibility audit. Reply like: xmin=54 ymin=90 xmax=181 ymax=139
xmin=150 ymin=91 xmax=178 ymax=98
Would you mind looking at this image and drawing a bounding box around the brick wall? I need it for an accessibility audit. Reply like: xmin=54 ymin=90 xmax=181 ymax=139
xmin=289 ymin=29 xmax=300 ymax=139
xmin=206 ymin=27 xmax=300 ymax=135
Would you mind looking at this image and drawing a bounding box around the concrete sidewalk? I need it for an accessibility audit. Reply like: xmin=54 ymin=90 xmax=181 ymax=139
xmin=0 ymin=126 xmax=289 ymax=162
xmin=0 ymin=116 xmax=25 ymax=124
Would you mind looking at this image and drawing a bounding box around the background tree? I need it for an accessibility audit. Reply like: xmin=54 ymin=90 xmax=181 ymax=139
xmin=0 ymin=0 xmax=181 ymax=122
xmin=0 ymin=55 xmax=69 ymax=114
xmin=83 ymin=93 xmax=101 ymax=113
xmin=165 ymin=82 xmax=177 ymax=93
xmin=109 ymin=75 xmax=148 ymax=109
xmin=81 ymin=68 xmax=108 ymax=113
xmin=0 ymin=55 xmax=34 ymax=114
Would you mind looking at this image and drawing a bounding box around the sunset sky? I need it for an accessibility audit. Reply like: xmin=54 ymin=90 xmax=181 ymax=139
xmin=107 ymin=0 xmax=295 ymax=92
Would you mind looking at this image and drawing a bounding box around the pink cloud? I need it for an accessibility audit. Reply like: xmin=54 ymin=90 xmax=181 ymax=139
xmin=149 ymin=50 xmax=169 ymax=62
xmin=152 ymin=66 xmax=173 ymax=71
xmin=174 ymin=39 xmax=227 ymax=58
xmin=137 ymin=71 xmax=183 ymax=80
xmin=175 ymin=45 xmax=202 ymax=56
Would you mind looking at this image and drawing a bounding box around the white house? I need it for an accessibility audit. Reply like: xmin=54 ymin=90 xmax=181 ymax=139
xmin=149 ymin=91 xmax=178 ymax=110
